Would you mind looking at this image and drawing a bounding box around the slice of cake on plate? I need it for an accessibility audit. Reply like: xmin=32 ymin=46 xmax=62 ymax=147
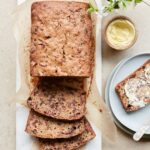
xmin=116 ymin=59 xmax=150 ymax=111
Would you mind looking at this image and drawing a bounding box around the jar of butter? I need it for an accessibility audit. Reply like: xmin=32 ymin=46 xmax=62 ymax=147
xmin=104 ymin=16 xmax=137 ymax=50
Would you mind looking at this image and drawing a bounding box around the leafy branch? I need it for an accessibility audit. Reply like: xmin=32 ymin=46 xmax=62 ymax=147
xmin=104 ymin=0 xmax=142 ymax=13
xmin=88 ymin=0 xmax=143 ymax=13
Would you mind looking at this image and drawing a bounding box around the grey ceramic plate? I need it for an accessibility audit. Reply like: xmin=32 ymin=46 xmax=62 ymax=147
xmin=105 ymin=58 xmax=135 ymax=136
xmin=105 ymin=53 xmax=150 ymax=138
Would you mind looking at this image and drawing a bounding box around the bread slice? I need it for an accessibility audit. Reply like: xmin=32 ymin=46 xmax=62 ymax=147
xmin=27 ymin=78 xmax=86 ymax=120
xmin=115 ymin=59 xmax=150 ymax=111
xmin=30 ymin=1 xmax=94 ymax=77
xmin=25 ymin=110 xmax=85 ymax=139
xmin=39 ymin=119 xmax=96 ymax=150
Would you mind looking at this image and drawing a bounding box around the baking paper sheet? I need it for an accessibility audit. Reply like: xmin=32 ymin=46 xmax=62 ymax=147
xmin=15 ymin=0 xmax=116 ymax=149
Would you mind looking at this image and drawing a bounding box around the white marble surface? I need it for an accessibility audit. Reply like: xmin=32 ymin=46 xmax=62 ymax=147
xmin=0 ymin=0 xmax=16 ymax=150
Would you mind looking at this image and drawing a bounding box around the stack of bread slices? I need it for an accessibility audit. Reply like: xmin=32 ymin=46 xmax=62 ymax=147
xmin=25 ymin=1 xmax=96 ymax=150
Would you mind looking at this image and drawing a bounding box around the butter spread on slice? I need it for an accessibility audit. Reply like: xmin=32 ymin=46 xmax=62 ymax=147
xmin=136 ymin=85 xmax=150 ymax=101
xmin=124 ymin=78 xmax=149 ymax=107
xmin=124 ymin=63 xmax=150 ymax=107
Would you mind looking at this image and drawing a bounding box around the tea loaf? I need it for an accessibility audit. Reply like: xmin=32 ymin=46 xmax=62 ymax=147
xmin=31 ymin=1 xmax=94 ymax=77
xmin=39 ymin=119 xmax=96 ymax=150
xmin=27 ymin=78 xmax=86 ymax=120
xmin=116 ymin=60 xmax=150 ymax=111
xmin=25 ymin=110 xmax=85 ymax=139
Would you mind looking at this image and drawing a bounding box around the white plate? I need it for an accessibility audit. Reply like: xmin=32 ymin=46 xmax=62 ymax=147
xmin=105 ymin=57 xmax=150 ymax=138
xmin=109 ymin=53 xmax=150 ymax=135
xmin=105 ymin=58 xmax=136 ymax=136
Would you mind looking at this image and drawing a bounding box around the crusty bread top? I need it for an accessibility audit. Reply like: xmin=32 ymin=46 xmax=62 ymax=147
xmin=30 ymin=1 xmax=94 ymax=77
xmin=39 ymin=119 xmax=96 ymax=150
xmin=115 ymin=59 xmax=150 ymax=111
xmin=25 ymin=110 xmax=85 ymax=139
xmin=27 ymin=78 xmax=86 ymax=120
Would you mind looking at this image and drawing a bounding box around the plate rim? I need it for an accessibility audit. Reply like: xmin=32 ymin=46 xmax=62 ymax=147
xmin=106 ymin=53 xmax=150 ymax=137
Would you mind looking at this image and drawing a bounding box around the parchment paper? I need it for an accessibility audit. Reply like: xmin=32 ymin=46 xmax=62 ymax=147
xmin=14 ymin=0 xmax=117 ymax=149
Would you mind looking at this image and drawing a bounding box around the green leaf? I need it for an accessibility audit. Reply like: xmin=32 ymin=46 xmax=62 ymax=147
xmin=108 ymin=0 xmax=114 ymax=3
xmin=104 ymin=5 xmax=114 ymax=13
xmin=87 ymin=8 xmax=95 ymax=13
xmin=135 ymin=0 xmax=142 ymax=4
xmin=87 ymin=7 xmax=98 ymax=13
xmin=122 ymin=1 xmax=127 ymax=7
xmin=88 ymin=0 xmax=99 ymax=14
xmin=114 ymin=1 xmax=120 ymax=9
